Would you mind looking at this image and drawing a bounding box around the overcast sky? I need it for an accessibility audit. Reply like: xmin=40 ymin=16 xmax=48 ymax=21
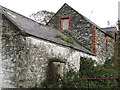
xmin=0 ymin=0 xmax=119 ymax=28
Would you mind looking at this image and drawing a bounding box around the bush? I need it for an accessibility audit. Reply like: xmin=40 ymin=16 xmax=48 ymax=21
xmin=33 ymin=57 xmax=119 ymax=88
xmin=63 ymin=58 xmax=118 ymax=88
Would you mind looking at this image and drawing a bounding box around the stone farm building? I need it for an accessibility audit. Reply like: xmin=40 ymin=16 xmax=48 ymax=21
xmin=0 ymin=3 xmax=117 ymax=88
xmin=47 ymin=3 xmax=117 ymax=63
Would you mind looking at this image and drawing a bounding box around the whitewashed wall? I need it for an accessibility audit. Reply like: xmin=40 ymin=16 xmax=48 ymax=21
xmin=26 ymin=36 xmax=98 ymax=73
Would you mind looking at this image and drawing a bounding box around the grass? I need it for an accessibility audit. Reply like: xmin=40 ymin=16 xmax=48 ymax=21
xmin=56 ymin=34 xmax=75 ymax=44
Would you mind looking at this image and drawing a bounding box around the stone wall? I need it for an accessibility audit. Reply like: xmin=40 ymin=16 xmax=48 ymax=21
xmin=1 ymin=15 xmax=27 ymax=88
xmin=26 ymin=36 xmax=97 ymax=71
xmin=96 ymin=29 xmax=114 ymax=64
xmin=0 ymin=13 xmax=3 ymax=89
xmin=47 ymin=4 xmax=93 ymax=51
xmin=107 ymin=36 xmax=114 ymax=59
xmin=1 ymin=15 xmax=98 ymax=88
xmin=23 ymin=36 xmax=98 ymax=87
xmin=47 ymin=4 xmax=114 ymax=64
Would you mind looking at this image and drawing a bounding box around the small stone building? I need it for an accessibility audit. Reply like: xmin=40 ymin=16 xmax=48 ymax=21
xmin=0 ymin=3 xmax=116 ymax=88
xmin=47 ymin=3 xmax=115 ymax=63
xmin=0 ymin=6 xmax=97 ymax=88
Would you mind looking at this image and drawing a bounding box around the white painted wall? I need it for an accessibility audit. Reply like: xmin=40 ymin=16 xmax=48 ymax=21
xmin=26 ymin=36 xmax=98 ymax=72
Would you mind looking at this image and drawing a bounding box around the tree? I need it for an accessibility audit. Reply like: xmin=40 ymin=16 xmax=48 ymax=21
xmin=30 ymin=10 xmax=55 ymax=25
xmin=117 ymin=20 xmax=120 ymax=88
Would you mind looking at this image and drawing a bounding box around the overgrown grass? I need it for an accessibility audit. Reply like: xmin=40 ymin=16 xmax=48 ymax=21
xmin=56 ymin=34 xmax=75 ymax=44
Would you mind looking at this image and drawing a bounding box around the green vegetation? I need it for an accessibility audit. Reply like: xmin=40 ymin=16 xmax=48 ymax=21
xmin=56 ymin=34 xmax=75 ymax=44
xmin=62 ymin=58 xmax=118 ymax=88
xmin=40 ymin=78 xmax=55 ymax=88
xmin=31 ymin=57 xmax=119 ymax=88
xmin=38 ymin=57 xmax=66 ymax=88
xmin=62 ymin=30 xmax=73 ymax=36
xmin=114 ymin=41 xmax=120 ymax=88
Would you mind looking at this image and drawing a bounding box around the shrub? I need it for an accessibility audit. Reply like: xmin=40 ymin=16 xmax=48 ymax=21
xmin=63 ymin=58 xmax=118 ymax=88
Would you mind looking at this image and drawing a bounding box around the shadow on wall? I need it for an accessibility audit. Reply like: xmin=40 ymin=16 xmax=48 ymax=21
xmin=46 ymin=57 xmax=65 ymax=88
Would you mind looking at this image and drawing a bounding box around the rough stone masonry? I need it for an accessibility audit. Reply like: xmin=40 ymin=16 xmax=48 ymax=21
xmin=0 ymin=4 xmax=115 ymax=88
xmin=0 ymin=13 xmax=97 ymax=88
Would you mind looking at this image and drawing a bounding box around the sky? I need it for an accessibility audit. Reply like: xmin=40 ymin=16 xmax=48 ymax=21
xmin=0 ymin=0 xmax=119 ymax=28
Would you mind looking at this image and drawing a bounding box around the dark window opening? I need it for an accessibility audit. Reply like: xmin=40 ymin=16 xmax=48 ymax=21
xmin=115 ymin=33 xmax=117 ymax=42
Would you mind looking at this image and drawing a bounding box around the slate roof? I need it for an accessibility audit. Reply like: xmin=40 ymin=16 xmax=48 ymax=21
xmin=102 ymin=27 xmax=117 ymax=31
xmin=0 ymin=5 xmax=94 ymax=55
xmin=102 ymin=27 xmax=117 ymax=38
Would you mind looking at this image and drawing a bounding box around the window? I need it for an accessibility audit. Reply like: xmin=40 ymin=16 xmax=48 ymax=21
xmin=61 ymin=18 xmax=69 ymax=30
xmin=59 ymin=15 xmax=70 ymax=31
